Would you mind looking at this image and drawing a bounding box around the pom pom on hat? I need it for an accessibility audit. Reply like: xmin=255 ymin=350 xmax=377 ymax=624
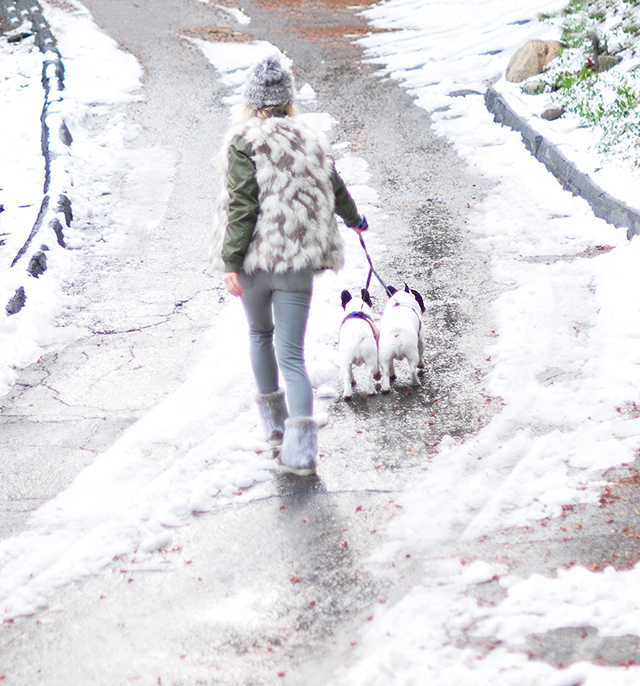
xmin=243 ymin=55 xmax=295 ymax=110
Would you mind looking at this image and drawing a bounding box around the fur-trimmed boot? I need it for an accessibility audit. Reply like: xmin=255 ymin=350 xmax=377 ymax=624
xmin=276 ymin=417 xmax=318 ymax=476
xmin=256 ymin=390 xmax=289 ymax=447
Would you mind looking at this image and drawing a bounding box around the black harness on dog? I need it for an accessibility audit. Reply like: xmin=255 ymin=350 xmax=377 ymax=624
xmin=340 ymin=311 xmax=380 ymax=344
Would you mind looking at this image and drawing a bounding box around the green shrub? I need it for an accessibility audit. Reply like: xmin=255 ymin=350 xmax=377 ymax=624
xmin=531 ymin=0 xmax=640 ymax=162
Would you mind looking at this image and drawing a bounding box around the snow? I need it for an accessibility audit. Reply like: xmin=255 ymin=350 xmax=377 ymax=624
xmin=482 ymin=565 xmax=640 ymax=643
xmin=298 ymin=82 xmax=317 ymax=102
xmin=214 ymin=4 xmax=251 ymax=26
xmin=2 ymin=0 xmax=640 ymax=681
xmin=0 ymin=0 xmax=147 ymax=397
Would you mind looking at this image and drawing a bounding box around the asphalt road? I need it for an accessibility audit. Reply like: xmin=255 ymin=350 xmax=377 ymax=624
xmin=7 ymin=0 xmax=640 ymax=683
xmin=0 ymin=0 xmax=498 ymax=682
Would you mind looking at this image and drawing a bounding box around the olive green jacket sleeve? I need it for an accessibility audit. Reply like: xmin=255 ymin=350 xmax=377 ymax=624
xmin=331 ymin=165 xmax=361 ymax=227
xmin=221 ymin=137 xmax=361 ymax=272
xmin=222 ymin=136 xmax=260 ymax=273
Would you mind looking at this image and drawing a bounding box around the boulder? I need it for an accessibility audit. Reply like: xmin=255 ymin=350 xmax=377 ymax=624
xmin=597 ymin=54 xmax=622 ymax=72
xmin=506 ymin=40 xmax=549 ymax=83
xmin=522 ymin=80 xmax=546 ymax=95
xmin=6 ymin=287 xmax=26 ymax=316
xmin=27 ymin=251 xmax=48 ymax=278
xmin=544 ymin=40 xmax=563 ymax=66
xmin=542 ymin=105 xmax=565 ymax=121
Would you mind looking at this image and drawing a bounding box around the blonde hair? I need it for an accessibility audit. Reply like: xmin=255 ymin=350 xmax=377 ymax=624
xmin=234 ymin=103 xmax=297 ymax=124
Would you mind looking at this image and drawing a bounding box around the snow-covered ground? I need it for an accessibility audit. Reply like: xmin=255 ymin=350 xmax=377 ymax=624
xmin=2 ymin=0 xmax=640 ymax=682
xmin=330 ymin=1 xmax=640 ymax=684
xmin=0 ymin=0 xmax=146 ymax=396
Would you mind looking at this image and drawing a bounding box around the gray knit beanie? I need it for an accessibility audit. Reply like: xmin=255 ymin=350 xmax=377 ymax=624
xmin=243 ymin=55 xmax=295 ymax=110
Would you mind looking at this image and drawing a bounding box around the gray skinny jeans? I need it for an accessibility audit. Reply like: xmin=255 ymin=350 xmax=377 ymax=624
xmin=238 ymin=269 xmax=314 ymax=418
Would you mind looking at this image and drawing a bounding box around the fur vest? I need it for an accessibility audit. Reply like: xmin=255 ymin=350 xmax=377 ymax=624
xmin=209 ymin=115 xmax=345 ymax=274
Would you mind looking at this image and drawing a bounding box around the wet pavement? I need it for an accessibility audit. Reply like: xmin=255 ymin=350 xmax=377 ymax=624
xmin=0 ymin=0 xmax=497 ymax=682
xmin=4 ymin=0 xmax=640 ymax=683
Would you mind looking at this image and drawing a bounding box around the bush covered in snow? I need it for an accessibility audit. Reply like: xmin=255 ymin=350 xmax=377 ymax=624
xmin=535 ymin=0 xmax=640 ymax=162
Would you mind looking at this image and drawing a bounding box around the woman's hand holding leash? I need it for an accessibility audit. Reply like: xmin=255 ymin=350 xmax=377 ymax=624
xmin=349 ymin=214 xmax=369 ymax=236
xmin=224 ymin=271 xmax=243 ymax=297
xmin=350 ymin=214 xmax=368 ymax=235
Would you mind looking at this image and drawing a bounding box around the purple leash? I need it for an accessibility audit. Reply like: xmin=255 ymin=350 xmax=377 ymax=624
xmin=359 ymin=234 xmax=393 ymax=297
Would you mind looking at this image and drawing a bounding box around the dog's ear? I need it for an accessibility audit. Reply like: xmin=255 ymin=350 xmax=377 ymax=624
xmin=387 ymin=286 xmax=397 ymax=297
xmin=341 ymin=290 xmax=352 ymax=309
xmin=361 ymin=288 xmax=373 ymax=308
xmin=411 ymin=288 xmax=426 ymax=314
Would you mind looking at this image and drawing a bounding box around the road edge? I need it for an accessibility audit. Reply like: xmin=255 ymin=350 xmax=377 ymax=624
xmin=485 ymin=86 xmax=640 ymax=241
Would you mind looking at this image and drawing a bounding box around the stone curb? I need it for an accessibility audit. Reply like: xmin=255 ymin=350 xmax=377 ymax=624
xmin=0 ymin=0 xmax=72 ymax=315
xmin=485 ymin=86 xmax=640 ymax=241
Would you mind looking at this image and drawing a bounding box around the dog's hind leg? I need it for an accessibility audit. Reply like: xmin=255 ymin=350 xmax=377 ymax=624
xmin=364 ymin=372 xmax=376 ymax=396
xmin=373 ymin=358 xmax=381 ymax=382
xmin=380 ymin=356 xmax=394 ymax=393
xmin=364 ymin=359 xmax=378 ymax=396
xmin=342 ymin=364 xmax=355 ymax=400
xmin=362 ymin=344 xmax=379 ymax=395
xmin=406 ymin=347 xmax=421 ymax=387
xmin=417 ymin=331 xmax=426 ymax=375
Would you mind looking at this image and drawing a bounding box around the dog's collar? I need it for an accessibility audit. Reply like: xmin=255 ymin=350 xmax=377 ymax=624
xmin=340 ymin=311 xmax=380 ymax=343
xmin=391 ymin=301 xmax=422 ymax=332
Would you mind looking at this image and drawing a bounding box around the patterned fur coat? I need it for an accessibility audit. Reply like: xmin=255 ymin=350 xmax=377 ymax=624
xmin=209 ymin=115 xmax=345 ymax=274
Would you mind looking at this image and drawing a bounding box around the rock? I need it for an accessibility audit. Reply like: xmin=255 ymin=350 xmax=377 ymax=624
xmin=7 ymin=31 xmax=33 ymax=44
xmin=50 ymin=217 xmax=66 ymax=247
xmin=6 ymin=287 xmax=26 ymax=316
xmin=59 ymin=120 xmax=73 ymax=146
xmin=56 ymin=194 xmax=73 ymax=226
xmin=598 ymin=54 xmax=622 ymax=72
xmin=506 ymin=40 xmax=549 ymax=83
xmin=522 ymin=80 xmax=546 ymax=95
xmin=27 ymin=251 xmax=47 ymax=278
xmin=542 ymin=105 xmax=565 ymax=121
xmin=544 ymin=40 xmax=563 ymax=66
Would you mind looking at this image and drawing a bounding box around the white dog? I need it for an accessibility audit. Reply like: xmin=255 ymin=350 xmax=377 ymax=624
xmin=339 ymin=289 xmax=380 ymax=399
xmin=378 ymin=285 xmax=426 ymax=393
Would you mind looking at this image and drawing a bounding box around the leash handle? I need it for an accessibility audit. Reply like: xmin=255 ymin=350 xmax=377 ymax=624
xmin=359 ymin=235 xmax=393 ymax=297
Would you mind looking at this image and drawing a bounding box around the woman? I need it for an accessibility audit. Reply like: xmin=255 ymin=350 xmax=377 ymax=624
xmin=210 ymin=55 xmax=367 ymax=476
